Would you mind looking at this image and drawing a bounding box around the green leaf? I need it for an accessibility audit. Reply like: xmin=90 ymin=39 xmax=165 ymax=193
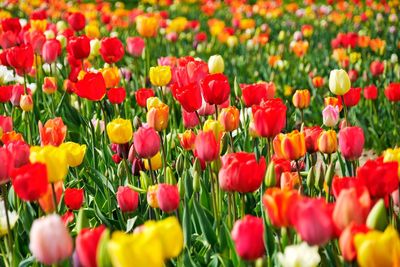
xmin=193 ymin=200 xmax=218 ymax=246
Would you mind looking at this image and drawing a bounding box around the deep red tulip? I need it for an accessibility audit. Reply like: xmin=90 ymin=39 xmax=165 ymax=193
xmin=135 ymin=88 xmax=155 ymax=108
xmin=117 ymin=186 xmax=139 ymax=212
xmin=6 ymin=44 xmax=34 ymax=74
xmin=240 ymin=82 xmax=275 ymax=107
xmin=343 ymin=87 xmax=361 ymax=107
xmin=0 ymin=85 xmax=13 ymax=103
xmin=219 ymin=152 xmax=266 ymax=193
xmin=231 ymin=215 xmax=265 ymax=261
xmin=99 ymin=37 xmax=124 ymax=64
xmin=332 ymin=176 xmax=363 ymax=199
xmin=338 ymin=126 xmax=364 ymax=161
xmin=1 ymin=18 xmax=21 ymax=34
xmin=385 ymin=83 xmax=400 ymax=102
xmin=68 ymin=12 xmax=86 ymax=32
xmin=107 ymin=87 xmax=126 ymax=104
xmin=194 ymin=130 xmax=220 ymax=163
xmin=133 ymin=126 xmax=160 ymax=159
xmin=363 ymin=85 xmax=378 ymax=100
xmin=173 ymin=82 xmax=202 ymax=113
xmin=75 ymin=72 xmax=106 ymax=101
xmin=76 ymin=225 xmax=106 ymax=267
xmin=11 ymin=163 xmax=48 ymax=201
xmin=68 ymin=35 xmax=90 ymax=60
xmin=200 ymin=73 xmax=230 ymax=105
xmin=64 ymin=188 xmax=84 ymax=210
xmin=252 ymin=98 xmax=287 ymax=138
xmin=370 ymin=60 xmax=384 ymax=76
xmin=42 ymin=39 xmax=61 ymax=64
xmin=126 ymin=36 xmax=145 ymax=57
xmin=0 ymin=31 xmax=18 ymax=49
xmin=156 ymin=184 xmax=180 ymax=213
xmin=173 ymin=58 xmax=209 ymax=87
xmin=304 ymin=126 xmax=323 ymax=153
xmin=0 ymin=147 xmax=14 ymax=185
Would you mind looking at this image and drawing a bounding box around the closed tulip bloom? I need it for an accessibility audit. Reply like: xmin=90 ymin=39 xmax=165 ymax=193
xmin=30 ymin=146 xmax=68 ymax=182
xmin=149 ymin=66 xmax=172 ymax=87
xmin=126 ymin=36 xmax=145 ymax=57
xmin=11 ymin=163 xmax=48 ymax=201
xmin=324 ymin=96 xmax=342 ymax=111
xmin=203 ymin=119 xmax=224 ymax=141
xmin=101 ymin=67 xmax=120 ymax=88
xmin=42 ymin=39 xmax=61 ymax=64
xmin=292 ymin=89 xmax=311 ymax=109
xmin=241 ymin=82 xmax=275 ymax=107
xmin=219 ymin=106 xmax=239 ymax=132
xmin=304 ymin=126 xmax=323 ymax=153
xmin=6 ymin=44 xmax=34 ymax=75
xmin=329 ymin=69 xmax=350 ymax=96
xmin=263 ymin=188 xmax=299 ymax=227
xmin=277 ymin=242 xmax=321 ymax=267
xmin=173 ymin=82 xmax=202 ymax=112
xmin=322 ymin=105 xmax=339 ymax=127
xmin=312 ymin=76 xmax=324 ymax=88
xmin=136 ymin=15 xmax=159 ymax=38
xmin=20 ymin=94 xmax=33 ymax=112
xmin=0 ymin=116 xmax=12 ymax=133
xmin=208 ymin=54 xmax=224 ymax=74
xmin=68 ymin=12 xmax=86 ymax=31
xmin=354 ymin=226 xmax=400 ymax=267
xmin=60 ymin=142 xmax=86 ymax=167
xmin=0 ymin=147 xmax=13 ymax=184
xmin=75 ymin=72 xmax=106 ymax=101
xmin=29 ymin=214 xmax=73 ymax=265
xmin=76 ymin=225 xmax=106 ymax=267
xmin=273 ymin=130 xmax=306 ymax=160
xmin=252 ymin=99 xmax=287 ymax=138
xmin=219 ymin=152 xmax=266 ymax=193
xmin=369 ymin=60 xmax=384 ymax=76
xmin=133 ymin=126 xmax=160 ymax=158
xmin=318 ymin=130 xmax=337 ymax=154
xmin=68 ymin=35 xmax=90 ymax=60
xmin=147 ymin=103 xmax=169 ymax=132
xmin=280 ymin=172 xmax=301 ymax=190
xmin=178 ymin=130 xmax=196 ymax=150
xmin=343 ymin=87 xmax=362 ymax=107
xmin=135 ymin=88 xmax=154 ymax=108
xmin=156 ymin=184 xmax=180 ymax=213
xmin=117 ymin=186 xmax=139 ymax=212
xmin=64 ymin=188 xmax=84 ymax=210
xmin=42 ymin=77 xmax=57 ymax=94
xmin=338 ymin=126 xmax=365 ymax=161
xmin=39 ymin=117 xmax=67 ymax=147
xmin=107 ymin=87 xmax=126 ymax=104
xmin=5 ymin=141 xmax=29 ymax=169
xmin=147 ymin=185 xmax=159 ymax=208
xmin=231 ymin=215 xmax=265 ymax=261
xmin=100 ymin=37 xmax=124 ymax=64
xmin=194 ymin=130 xmax=220 ymax=163
xmin=339 ymin=224 xmax=370 ymax=262
xmin=363 ymin=85 xmax=378 ymax=100
xmin=182 ymin=108 xmax=199 ymax=128
xmin=144 ymin=152 xmax=162 ymax=171
xmin=384 ymin=83 xmax=400 ymax=102
xmin=106 ymin=118 xmax=133 ymax=144
xmin=201 ymin=73 xmax=230 ymax=105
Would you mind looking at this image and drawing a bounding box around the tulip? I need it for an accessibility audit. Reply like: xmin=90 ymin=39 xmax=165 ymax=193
xmin=304 ymin=126 xmax=323 ymax=153
xmin=277 ymin=242 xmax=321 ymax=267
xmin=369 ymin=60 xmax=384 ymax=76
xmin=68 ymin=12 xmax=86 ymax=31
xmin=318 ymin=130 xmax=337 ymax=154
xmin=1 ymin=18 xmax=21 ymax=34
xmin=2 ymin=131 xmax=24 ymax=144
xmin=338 ymin=126 xmax=365 ymax=161
xmin=339 ymin=224 xmax=370 ymax=262
xmin=0 ymin=85 xmax=12 ymax=103
xmin=42 ymin=39 xmax=61 ymax=64
xmin=68 ymin=35 xmax=90 ymax=60
xmin=30 ymin=146 xmax=68 ymax=182
xmin=5 ymin=140 xmax=30 ymax=168
xmin=20 ymin=94 xmax=33 ymax=112
xmin=384 ymin=82 xmax=400 ymax=102
xmin=64 ymin=188 xmax=84 ymax=210
xmin=208 ymin=54 xmax=224 ymax=74
xmin=203 ymin=119 xmax=224 ymax=141
xmin=76 ymin=225 xmax=106 ymax=267
xmin=231 ymin=215 xmax=265 ymax=261
xmin=117 ymin=186 xmax=139 ymax=212
xmin=89 ymin=38 xmax=100 ymax=57
xmin=147 ymin=102 xmax=169 ymax=132
xmin=201 ymin=73 xmax=230 ymax=105
xmin=273 ymin=130 xmax=306 ymax=160
xmin=182 ymin=108 xmax=199 ymax=128
xmin=354 ymin=226 xmax=400 ymax=267
xmin=292 ymin=89 xmax=311 ymax=109
xmin=178 ymin=130 xmax=196 ymax=150
xmin=218 ymin=106 xmax=239 ymax=132
xmin=107 ymin=87 xmax=126 ymax=104
xmin=126 ymin=36 xmax=145 ymax=57
xmin=39 ymin=117 xmax=67 ymax=147
xmin=135 ymin=88 xmax=155 ymax=108
xmin=100 ymin=37 xmax=124 ymax=64
xmin=363 ymin=85 xmax=378 ymax=100
xmin=252 ymin=98 xmax=287 ymax=138
xmin=156 ymin=184 xmax=180 ymax=213
xmin=312 ymin=76 xmax=324 ymax=88
xmin=134 ymin=126 xmax=160 ymax=158
xmin=136 ymin=15 xmax=158 ymax=38
xmin=0 ymin=116 xmax=12 ymax=133
xmin=322 ymin=105 xmax=339 ymax=127
xmin=383 ymin=148 xmax=400 ymax=177
xmin=29 ymin=214 xmax=73 ymax=265
xmin=6 ymin=44 xmax=34 ymax=75
xmin=343 ymin=87 xmax=361 ymax=107
xmin=240 ymin=82 xmax=276 ymax=107
xmin=329 ymin=69 xmax=351 ymax=96
xmin=101 ymin=67 xmax=120 ymax=88
xmin=60 ymin=142 xmax=86 ymax=167
xmin=219 ymin=152 xmax=266 ymax=193
xmin=263 ymin=188 xmax=299 ymax=227
xmin=147 ymin=185 xmax=159 ymax=208
xmin=75 ymin=72 xmax=106 ymax=101
xmin=149 ymin=66 xmax=172 ymax=87
xmin=324 ymin=96 xmax=342 ymax=111
xmin=280 ymin=171 xmax=301 ymax=190
xmin=144 ymin=152 xmax=162 ymax=171
xmin=173 ymin=82 xmax=202 ymax=113
xmin=194 ymin=130 xmax=220 ymax=163
xmin=106 ymin=118 xmax=133 ymax=144
xmin=0 ymin=147 xmax=13 ymax=185
xmin=85 ymin=24 xmax=100 ymax=39
xmin=42 ymin=77 xmax=57 ymax=94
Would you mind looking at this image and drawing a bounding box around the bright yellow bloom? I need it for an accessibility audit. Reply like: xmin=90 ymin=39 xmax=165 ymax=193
xmin=203 ymin=119 xmax=224 ymax=140
xmin=354 ymin=226 xmax=400 ymax=267
xmin=383 ymin=148 xmax=400 ymax=178
xmin=166 ymin=17 xmax=187 ymax=33
xmin=106 ymin=119 xmax=133 ymax=144
xmin=144 ymin=152 xmax=162 ymax=170
xmin=101 ymin=67 xmax=120 ymax=88
xmin=85 ymin=24 xmax=100 ymax=39
xmin=208 ymin=55 xmax=224 ymax=74
xmin=329 ymin=69 xmax=351 ymax=96
xmin=30 ymin=146 xmax=68 ymax=182
xmin=60 ymin=142 xmax=87 ymax=167
xmin=149 ymin=66 xmax=171 ymax=87
xmin=147 ymin=185 xmax=159 ymax=208
xmin=350 ymin=52 xmax=361 ymax=64
xmin=30 ymin=19 xmax=47 ymax=32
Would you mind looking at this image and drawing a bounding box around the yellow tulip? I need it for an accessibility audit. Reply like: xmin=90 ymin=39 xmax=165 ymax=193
xmin=208 ymin=54 xmax=225 ymax=74
xmin=149 ymin=66 xmax=171 ymax=87
xmin=30 ymin=146 xmax=68 ymax=182
xmin=106 ymin=118 xmax=133 ymax=144
xmin=329 ymin=69 xmax=351 ymax=96
xmin=203 ymin=119 xmax=224 ymax=140
xmin=147 ymin=185 xmax=159 ymax=208
xmin=60 ymin=142 xmax=87 ymax=167
xmin=101 ymin=67 xmax=120 ymax=88
xmin=144 ymin=152 xmax=162 ymax=170
xmin=166 ymin=17 xmax=187 ymax=34
xmin=136 ymin=15 xmax=158 ymax=38
xmin=31 ymin=19 xmax=47 ymax=32
xmin=383 ymin=148 xmax=400 ymax=178
xmin=146 ymin=97 xmax=163 ymax=110
xmin=147 ymin=104 xmax=169 ymax=132
xmin=85 ymin=24 xmax=100 ymax=39
xmin=354 ymin=226 xmax=400 ymax=267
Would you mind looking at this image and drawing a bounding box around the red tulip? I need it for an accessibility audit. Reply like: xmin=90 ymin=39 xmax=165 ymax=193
xmin=5 ymin=140 xmax=30 ymax=168
xmin=338 ymin=126 xmax=364 ymax=161
xmin=0 ymin=147 xmax=14 ymax=185
xmin=385 ymin=83 xmax=400 ymax=102
xmin=182 ymin=108 xmax=199 ymax=128
xmin=339 ymin=223 xmax=370 ymax=262
xmin=219 ymin=152 xmax=266 ymax=193
xmin=343 ymin=87 xmax=361 ymax=107
xmin=133 ymin=126 xmax=160 ymax=159
xmin=68 ymin=35 xmax=90 ymax=60
xmin=0 ymin=31 xmax=18 ymax=49
xmin=263 ymin=188 xmax=299 ymax=227
xmin=241 ymin=82 xmax=275 ymax=107
xmin=0 ymin=115 xmax=12 ymax=133
xmin=231 ymin=215 xmax=265 ymax=261
xmin=271 ymin=156 xmax=292 ymax=185
xmin=68 ymin=12 xmax=86 ymax=32
xmin=64 ymin=188 xmax=84 ymax=210
xmin=332 ymin=176 xmax=363 ymax=198
xmin=75 ymin=72 xmax=106 ymax=101
xmin=304 ymin=126 xmax=323 ymax=153
xmin=76 ymin=225 xmax=106 ymax=267
xmin=23 ymin=30 xmax=46 ymax=54
xmin=39 ymin=117 xmax=67 ymax=147
xmin=173 ymin=82 xmax=202 ymax=113
xmin=117 ymin=186 xmax=139 ymax=212
xmin=348 ymin=69 xmax=358 ymax=82
xmin=173 ymin=58 xmax=209 ymax=87
xmin=200 ymin=73 xmax=230 ymax=105
xmin=126 ymin=36 xmax=145 ymax=57
xmin=194 ymin=130 xmax=220 ymax=163
xmin=252 ymin=98 xmax=287 ymax=138
xmin=100 ymin=37 xmax=124 ymax=64
xmin=107 ymin=87 xmax=126 ymax=104
xmin=370 ymin=60 xmax=384 ymax=76
xmin=363 ymin=85 xmax=378 ymax=100
xmin=42 ymin=39 xmax=61 ymax=64
xmin=156 ymin=183 xmax=180 ymax=213
xmin=6 ymin=44 xmax=34 ymax=74
xmin=0 ymin=85 xmax=13 ymax=103
xmin=357 ymin=157 xmax=398 ymax=199
xmin=135 ymin=88 xmax=154 ymax=108
xmin=1 ymin=18 xmax=21 ymax=34
xmin=11 ymin=163 xmax=48 ymax=201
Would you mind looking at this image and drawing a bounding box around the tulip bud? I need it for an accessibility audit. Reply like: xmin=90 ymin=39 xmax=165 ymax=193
xmin=117 ymin=162 xmax=125 ymax=177
xmin=265 ymin=162 xmax=276 ymax=188
xmin=219 ymin=106 xmax=240 ymax=132
xmin=20 ymin=94 xmax=33 ymax=111
xmin=56 ymin=21 xmax=67 ymax=32
xmin=139 ymin=171 xmax=150 ymax=190
xmin=318 ymin=130 xmax=337 ymax=154
xmin=193 ymin=158 xmax=202 ymax=175
xmin=97 ymin=229 xmax=112 ymax=267
xmin=75 ymin=208 xmax=90 ymax=234
xmin=133 ymin=116 xmax=142 ymax=130
xmin=42 ymin=77 xmax=57 ymax=94
xmin=165 ymin=167 xmax=176 ymax=185
xmin=208 ymin=54 xmax=224 ymax=74
xmin=192 ymin=171 xmax=200 ymax=193
xmin=90 ymin=39 xmax=101 ymax=57
xmin=315 ymin=164 xmax=325 ymax=190
xmin=292 ymin=89 xmax=311 ymax=109
xmin=366 ymin=199 xmax=388 ymax=231
xmin=322 ymin=105 xmax=339 ymax=127
xmin=211 ymin=157 xmax=222 ymax=173
xmin=306 ymin=166 xmax=315 ymax=189
xmin=324 ymin=162 xmax=335 ymax=189
xmin=329 ymin=69 xmax=351 ymax=96
xmin=175 ymin=154 xmax=185 ymax=177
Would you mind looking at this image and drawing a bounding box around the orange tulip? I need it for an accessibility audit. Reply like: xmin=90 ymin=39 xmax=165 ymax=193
xmin=280 ymin=172 xmax=301 ymax=190
xmin=38 ymin=181 xmax=63 ymax=213
xmin=178 ymin=130 xmax=196 ymax=151
xmin=218 ymin=106 xmax=240 ymax=132
xmin=324 ymin=96 xmax=343 ymax=111
xmin=263 ymin=188 xmax=299 ymax=227
xmin=273 ymin=130 xmax=306 ymax=161
xmin=39 ymin=117 xmax=67 ymax=147
xmin=1 ymin=131 xmax=24 ymax=144
xmin=136 ymin=15 xmax=158 ymax=38
xmin=312 ymin=76 xmax=324 ymax=88
xmin=318 ymin=130 xmax=338 ymax=154
xmin=101 ymin=67 xmax=120 ymax=88
xmin=292 ymin=89 xmax=311 ymax=109
xmin=147 ymin=102 xmax=169 ymax=132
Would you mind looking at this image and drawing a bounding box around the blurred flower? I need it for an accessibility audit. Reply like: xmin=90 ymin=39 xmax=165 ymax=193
xmin=0 ymin=116 xmax=12 ymax=133
xmin=0 ymin=147 xmax=13 ymax=185
xmin=0 ymin=200 xmax=18 ymax=236
xmin=30 ymin=146 xmax=68 ymax=182
xmin=5 ymin=140 xmax=30 ymax=168
xmin=42 ymin=76 xmax=57 ymax=94
xmin=252 ymin=99 xmax=287 ymax=138
xmin=100 ymin=37 xmax=124 ymax=64
xmin=182 ymin=108 xmax=199 ymax=128
xmin=329 ymin=69 xmax=351 ymax=96
xmin=6 ymin=44 xmax=34 ymax=75
xmin=38 ymin=181 xmax=63 ymax=213
xmin=39 ymin=117 xmax=67 ymax=147
xmin=277 ymin=242 xmax=321 ymax=267
xmin=20 ymin=94 xmax=33 ymax=112
xmin=370 ymin=60 xmax=384 ymax=77
xmin=363 ymin=85 xmax=378 ymax=100
xmin=64 ymin=188 xmax=84 ymax=210
xmin=68 ymin=12 xmax=86 ymax=32
xmin=384 ymin=83 xmax=400 ymax=102
xmin=106 ymin=118 xmax=133 ymax=145
xmin=126 ymin=36 xmax=145 ymax=57
xmin=324 ymin=96 xmax=342 ymax=111
xmin=339 ymin=223 xmax=370 ymax=262
xmin=203 ymin=119 xmax=224 ymax=141
xmin=273 ymin=130 xmax=306 ymax=161
xmin=144 ymin=152 xmax=162 ymax=171
xmin=101 ymin=67 xmax=120 ymax=88
xmin=76 ymin=225 xmax=106 ymax=267
xmin=136 ymin=15 xmax=158 ymax=38
xmin=241 ymin=82 xmax=275 ymax=107
xmin=117 ymin=186 xmax=139 ymax=213
xmin=0 ymin=85 xmax=12 ymax=103
xmin=312 ymin=76 xmax=324 ymax=88
xmin=11 ymin=162 xmax=48 ymax=201
xmin=318 ymin=130 xmax=337 ymax=154
xmin=194 ymin=130 xmax=220 ymax=163
xmin=280 ymin=171 xmax=301 ymax=190
xmin=338 ymin=126 xmax=365 ymax=161
xmin=208 ymin=54 xmax=224 ymax=74
xmin=292 ymin=89 xmax=311 ymax=109
xmin=201 ymin=73 xmax=230 ymax=105
xmin=107 ymin=87 xmax=126 ymax=104
xmin=343 ymin=87 xmax=361 ymax=107
xmin=149 ymin=66 xmax=171 ymax=87
xmin=263 ymin=188 xmax=299 ymax=227
xmin=75 ymin=72 xmax=106 ymax=101
xmin=42 ymin=39 xmax=61 ymax=64
xmin=147 ymin=185 xmax=159 ymax=208
xmin=383 ymin=148 xmax=400 ymax=177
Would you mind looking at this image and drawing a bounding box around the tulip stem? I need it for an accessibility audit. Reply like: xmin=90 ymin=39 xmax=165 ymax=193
xmin=1 ymin=184 xmax=12 ymax=266
xmin=300 ymin=109 xmax=304 ymax=125
xmin=148 ymin=159 xmax=156 ymax=184
xmin=341 ymin=95 xmax=348 ymax=126
xmin=160 ymin=132 xmax=167 ymax=180
xmin=241 ymin=193 xmax=246 ymax=218
xmin=195 ymin=111 xmax=203 ymax=129
xmin=229 ymin=132 xmax=235 ymax=152
xmin=214 ymin=104 xmax=219 ymax=120
xmin=51 ymin=182 xmax=58 ymax=214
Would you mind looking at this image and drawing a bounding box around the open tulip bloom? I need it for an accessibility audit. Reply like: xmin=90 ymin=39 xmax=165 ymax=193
xmin=0 ymin=1 xmax=400 ymax=267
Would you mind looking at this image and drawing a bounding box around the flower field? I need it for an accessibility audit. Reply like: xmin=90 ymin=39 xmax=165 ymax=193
xmin=0 ymin=0 xmax=400 ymax=266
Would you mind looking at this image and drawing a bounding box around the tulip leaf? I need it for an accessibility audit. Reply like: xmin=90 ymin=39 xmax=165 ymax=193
xmin=193 ymin=200 xmax=218 ymax=246
xmin=183 ymin=197 xmax=192 ymax=247
xmin=126 ymin=216 xmax=138 ymax=233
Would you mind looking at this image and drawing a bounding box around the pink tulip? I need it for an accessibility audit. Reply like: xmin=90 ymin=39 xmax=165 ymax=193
xmin=156 ymin=183 xmax=180 ymax=213
xmin=0 ymin=115 xmax=13 ymax=133
xmin=194 ymin=130 xmax=220 ymax=163
xmin=5 ymin=140 xmax=30 ymax=168
xmin=126 ymin=36 xmax=145 ymax=57
xmin=133 ymin=126 xmax=160 ymax=159
xmin=322 ymin=105 xmax=339 ymax=127
xmin=117 ymin=186 xmax=139 ymax=212
xmin=338 ymin=126 xmax=365 ymax=161
xmin=182 ymin=108 xmax=199 ymax=128
xmin=42 ymin=39 xmax=61 ymax=64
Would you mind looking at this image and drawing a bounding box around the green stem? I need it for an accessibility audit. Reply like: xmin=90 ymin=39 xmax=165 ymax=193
xmin=51 ymin=183 xmax=58 ymax=214
xmin=1 ymin=184 xmax=12 ymax=266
